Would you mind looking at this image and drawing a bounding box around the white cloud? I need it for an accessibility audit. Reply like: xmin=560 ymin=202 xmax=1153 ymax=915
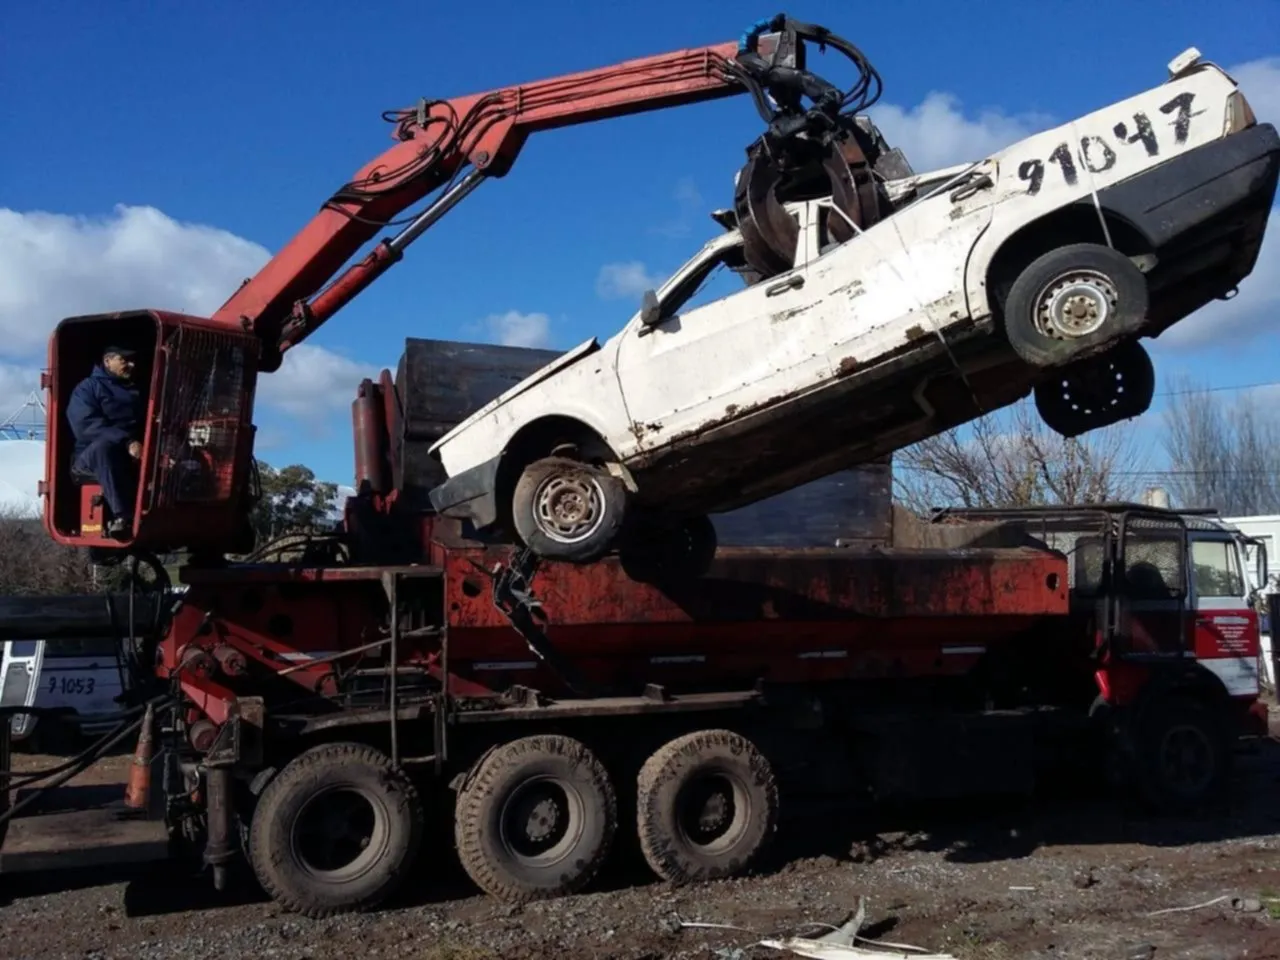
xmin=256 ymin=343 xmax=378 ymax=423
xmin=0 ymin=203 xmax=383 ymax=430
xmin=869 ymin=92 xmax=1055 ymax=173
xmin=596 ymin=261 xmax=661 ymax=300
xmin=0 ymin=204 xmax=271 ymax=357
xmin=484 ymin=310 xmax=553 ymax=348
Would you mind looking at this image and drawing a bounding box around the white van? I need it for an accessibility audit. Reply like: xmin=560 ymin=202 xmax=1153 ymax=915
xmin=1 ymin=591 xmax=161 ymax=748
xmin=1 ymin=636 xmax=129 ymax=748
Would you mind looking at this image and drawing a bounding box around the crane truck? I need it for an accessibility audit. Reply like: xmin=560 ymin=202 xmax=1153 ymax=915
xmin=2 ymin=14 xmax=1277 ymax=919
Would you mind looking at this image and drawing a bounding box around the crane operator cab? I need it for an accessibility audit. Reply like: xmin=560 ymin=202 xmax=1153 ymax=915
xmin=40 ymin=310 xmax=261 ymax=557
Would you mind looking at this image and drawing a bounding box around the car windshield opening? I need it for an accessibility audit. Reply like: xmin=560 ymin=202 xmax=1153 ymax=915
xmin=661 ymin=243 xmax=750 ymax=320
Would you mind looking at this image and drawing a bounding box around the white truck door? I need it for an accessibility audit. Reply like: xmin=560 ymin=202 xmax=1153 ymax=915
xmin=1187 ymin=532 xmax=1260 ymax=699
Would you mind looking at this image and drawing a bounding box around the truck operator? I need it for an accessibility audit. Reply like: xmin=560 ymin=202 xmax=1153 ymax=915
xmin=66 ymin=345 xmax=144 ymax=539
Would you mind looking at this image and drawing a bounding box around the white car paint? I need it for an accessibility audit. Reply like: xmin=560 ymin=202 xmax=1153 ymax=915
xmin=430 ymin=53 xmax=1261 ymax=515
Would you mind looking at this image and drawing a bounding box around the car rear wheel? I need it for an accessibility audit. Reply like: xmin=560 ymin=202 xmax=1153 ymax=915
xmin=511 ymin=456 xmax=629 ymax=564
xmin=1002 ymin=243 xmax=1149 ymax=368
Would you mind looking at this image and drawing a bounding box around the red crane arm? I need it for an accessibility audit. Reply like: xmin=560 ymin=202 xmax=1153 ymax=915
xmin=210 ymin=40 xmax=746 ymax=371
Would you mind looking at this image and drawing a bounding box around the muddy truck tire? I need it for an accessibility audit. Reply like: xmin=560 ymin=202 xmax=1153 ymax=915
xmin=454 ymin=734 xmax=617 ymax=901
xmin=1130 ymin=694 xmax=1233 ymax=815
xmin=636 ymin=728 xmax=779 ymax=884
xmin=247 ymin=742 xmax=424 ymax=919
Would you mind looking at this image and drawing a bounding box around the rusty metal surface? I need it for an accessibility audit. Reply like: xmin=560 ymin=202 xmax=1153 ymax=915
xmin=427 ymin=540 xmax=1069 ymax=696
xmin=453 ymin=689 xmax=760 ymax=722
xmin=444 ymin=544 xmax=1068 ymax=630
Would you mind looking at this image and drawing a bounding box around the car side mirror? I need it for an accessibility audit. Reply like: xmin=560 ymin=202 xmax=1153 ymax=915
xmin=639 ymin=289 xmax=662 ymax=328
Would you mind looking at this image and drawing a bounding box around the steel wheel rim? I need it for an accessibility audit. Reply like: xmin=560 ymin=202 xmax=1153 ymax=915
xmin=1054 ymin=358 xmax=1126 ymax=416
xmin=533 ymin=471 xmax=606 ymax=544
xmin=674 ymin=770 xmax=751 ymax=856
xmin=1035 ymin=269 xmax=1117 ymax=340
xmin=498 ymin=775 xmax=586 ymax=868
xmin=290 ymin=784 xmax=392 ymax=884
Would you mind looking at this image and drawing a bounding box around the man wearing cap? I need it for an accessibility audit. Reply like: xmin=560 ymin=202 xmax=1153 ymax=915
xmin=66 ymin=346 xmax=144 ymax=538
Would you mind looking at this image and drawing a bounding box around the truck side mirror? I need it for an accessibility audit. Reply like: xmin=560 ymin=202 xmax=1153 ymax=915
xmin=639 ymin=289 xmax=662 ymax=328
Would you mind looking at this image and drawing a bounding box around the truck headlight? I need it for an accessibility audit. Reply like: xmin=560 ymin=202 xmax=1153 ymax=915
xmin=1226 ymin=89 xmax=1257 ymax=134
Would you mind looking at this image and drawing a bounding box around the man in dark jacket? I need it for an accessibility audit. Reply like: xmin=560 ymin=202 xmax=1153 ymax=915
xmin=66 ymin=345 xmax=145 ymax=537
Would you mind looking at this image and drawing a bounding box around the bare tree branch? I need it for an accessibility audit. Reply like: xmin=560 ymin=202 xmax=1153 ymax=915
xmin=894 ymin=398 xmax=1150 ymax=514
xmin=1160 ymin=377 xmax=1280 ymax=514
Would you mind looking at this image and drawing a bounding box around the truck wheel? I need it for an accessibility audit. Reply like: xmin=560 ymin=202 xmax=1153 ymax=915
xmin=511 ymin=456 xmax=628 ymax=564
xmin=247 ymin=742 xmax=423 ymax=919
xmin=454 ymin=735 xmax=617 ymax=901
xmin=1131 ymin=696 xmax=1231 ymax=815
xmin=636 ymin=729 xmax=779 ymax=884
xmin=1002 ymin=243 xmax=1148 ymax=368
xmin=1034 ymin=338 xmax=1155 ymax=438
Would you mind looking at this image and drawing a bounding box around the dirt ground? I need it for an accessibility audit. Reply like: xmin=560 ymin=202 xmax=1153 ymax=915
xmin=3 ymin=712 xmax=1280 ymax=960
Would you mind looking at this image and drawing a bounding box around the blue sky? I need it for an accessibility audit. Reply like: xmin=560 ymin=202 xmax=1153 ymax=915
xmin=1 ymin=0 xmax=1278 ymax=491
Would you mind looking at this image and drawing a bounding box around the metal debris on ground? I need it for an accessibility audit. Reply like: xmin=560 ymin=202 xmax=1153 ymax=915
xmin=669 ymin=898 xmax=956 ymax=959
xmin=1140 ymin=895 xmax=1231 ymax=917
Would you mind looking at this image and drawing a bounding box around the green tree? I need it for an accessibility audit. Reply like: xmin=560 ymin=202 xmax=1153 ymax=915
xmin=250 ymin=461 xmax=340 ymax=544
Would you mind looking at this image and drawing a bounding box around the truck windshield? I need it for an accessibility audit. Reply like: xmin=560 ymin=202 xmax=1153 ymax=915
xmin=1192 ymin=539 xmax=1245 ymax=598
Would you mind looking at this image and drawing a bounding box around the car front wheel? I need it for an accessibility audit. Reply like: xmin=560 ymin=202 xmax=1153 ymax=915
xmin=511 ymin=456 xmax=629 ymax=564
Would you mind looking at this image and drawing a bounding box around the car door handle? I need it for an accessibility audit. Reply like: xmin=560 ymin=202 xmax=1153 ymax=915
xmin=766 ymin=275 xmax=804 ymax=296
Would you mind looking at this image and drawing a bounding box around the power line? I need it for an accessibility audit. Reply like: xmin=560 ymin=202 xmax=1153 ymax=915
xmin=1154 ymin=379 xmax=1280 ymax=398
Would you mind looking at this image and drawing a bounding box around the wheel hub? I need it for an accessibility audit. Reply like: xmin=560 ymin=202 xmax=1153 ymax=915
xmin=677 ymin=774 xmax=743 ymax=850
xmin=534 ymin=472 xmax=605 ymax=544
xmin=499 ymin=777 xmax=584 ymax=867
xmin=1038 ymin=271 xmax=1118 ymax=339
xmin=521 ymin=794 xmax=562 ymax=844
xmin=291 ymin=786 xmax=389 ymax=882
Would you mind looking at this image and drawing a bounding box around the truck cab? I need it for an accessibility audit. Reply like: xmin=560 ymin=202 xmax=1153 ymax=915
xmin=931 ymin=504 xmax=1268 ymax=730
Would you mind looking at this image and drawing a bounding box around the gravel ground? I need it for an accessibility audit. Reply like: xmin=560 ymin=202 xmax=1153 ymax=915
xmin=4 ymin=717 xmax=1280 ymax=960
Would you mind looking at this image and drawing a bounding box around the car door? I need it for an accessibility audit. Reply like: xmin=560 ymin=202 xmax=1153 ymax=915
xmin=614 ymin=207 xmax=828 ymax=452
xmin=814 ymin=162 xmax=999 ymax=377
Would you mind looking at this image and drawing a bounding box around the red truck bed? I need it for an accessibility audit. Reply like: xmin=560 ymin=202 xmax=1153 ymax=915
xmin=428 ymin=526 xmax=1070 ymax=696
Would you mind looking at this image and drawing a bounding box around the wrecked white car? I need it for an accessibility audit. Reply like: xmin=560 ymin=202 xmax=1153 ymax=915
xmin=429 ymin=49 xmax=1279 ymax=566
